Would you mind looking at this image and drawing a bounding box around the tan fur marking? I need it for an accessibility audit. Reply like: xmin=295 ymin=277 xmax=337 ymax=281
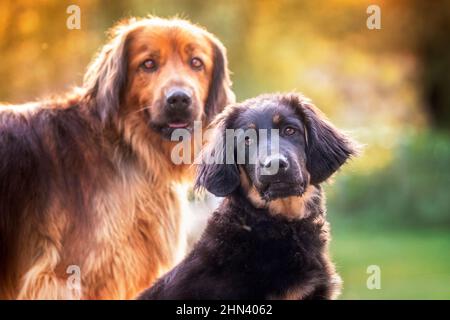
xmin=272 ymin=114 xmax=281 ymax=125
xmin=268 ymin=281 xmax=316 ymax=300
xmin=239 ymin=167 xmax=316 ymax=219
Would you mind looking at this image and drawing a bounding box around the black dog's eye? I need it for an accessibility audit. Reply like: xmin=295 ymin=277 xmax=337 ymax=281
xmin=141 ymin=59 xmax=157 ymax=72
xmin=244 ymin=136 xmax=254 ymax=145
xmin=190 ymin=57 xmax=204 ymax=70
xmin=284 ymin=126 xmax=297 ymax=136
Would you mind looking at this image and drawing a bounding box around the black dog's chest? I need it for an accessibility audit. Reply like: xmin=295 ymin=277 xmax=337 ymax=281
xmin=205 ymin=206 xmax=326 ymax=299
xmin=228 ymin=214 xmax=322 ymax=266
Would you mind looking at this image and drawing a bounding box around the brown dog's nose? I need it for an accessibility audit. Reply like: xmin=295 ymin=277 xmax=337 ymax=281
xmin=166 ymin=90 xmax=192 ymax=110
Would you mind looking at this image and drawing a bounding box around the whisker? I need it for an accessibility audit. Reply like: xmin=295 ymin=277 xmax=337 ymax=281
xmin=131 ymin=106 xmax=151 ymax=114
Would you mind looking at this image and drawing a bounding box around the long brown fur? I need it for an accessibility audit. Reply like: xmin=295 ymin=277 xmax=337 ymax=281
xmin=0 ymin=17 xmax=234 ymax=299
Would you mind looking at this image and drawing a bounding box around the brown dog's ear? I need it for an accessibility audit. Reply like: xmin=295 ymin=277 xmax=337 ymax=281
xmin=204 ymin=37 xmax=235 ymax=123
xmin=293 ymin=95 xmax=359 ymax=184
xmin=83 ymin=22 xmax=131 ymax=123
xmin=195 ymin=112 xmax=240 ymax=197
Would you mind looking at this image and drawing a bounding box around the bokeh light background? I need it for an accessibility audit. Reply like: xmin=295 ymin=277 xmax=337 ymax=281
xmin=0 ymin=0 xmax=449 ymax=299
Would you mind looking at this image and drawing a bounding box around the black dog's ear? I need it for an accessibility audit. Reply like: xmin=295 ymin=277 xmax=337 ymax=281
xmin=204 ymin=36 xmax=235 ymax=123
xmin=195 ymin=162 xmax=240 ymax=197
xmin=83 ymin=21 xmax=132 ymax=123
xmin=295 ymin=97 xmax=359 ymax=184
xmin=195 ymin=115 xmax=240 ymax=197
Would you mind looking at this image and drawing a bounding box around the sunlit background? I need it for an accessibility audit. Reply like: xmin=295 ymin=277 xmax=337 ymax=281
xmin=0 ymin=0 xmax=449 ymax=299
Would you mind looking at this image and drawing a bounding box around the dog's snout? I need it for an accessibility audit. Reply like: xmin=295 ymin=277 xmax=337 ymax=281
xmin=260 ymin=154 xmax=289 ymax=171
xmin=166 ymin=89 xmax=192 ymax=110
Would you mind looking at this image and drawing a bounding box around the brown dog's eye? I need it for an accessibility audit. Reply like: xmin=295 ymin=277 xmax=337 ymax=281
xmin=190 ymin=57 xmax=203 ymax=70
xmin=284 ymin=126 xmax=296 ymax=136
xmin=141 ymin=59 xmax=157 ymax=71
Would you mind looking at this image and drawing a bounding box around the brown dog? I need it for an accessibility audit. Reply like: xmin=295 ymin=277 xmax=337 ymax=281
xmin=0 ymin=17 xmax=234 ymax=299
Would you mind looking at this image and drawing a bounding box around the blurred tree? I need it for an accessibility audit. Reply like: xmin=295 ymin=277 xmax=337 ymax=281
xmin=411 ymin=1 xmax=450 ymax=130
xmin=367 ymin=0 xmax=450 ymax=130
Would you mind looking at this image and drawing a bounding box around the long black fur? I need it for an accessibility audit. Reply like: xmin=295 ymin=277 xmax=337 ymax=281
xmin=139 ymin=187 xmax=340 ymax=300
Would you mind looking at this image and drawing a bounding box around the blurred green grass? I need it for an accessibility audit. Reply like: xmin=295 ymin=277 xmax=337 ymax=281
xmin=326 ymin=130 xmax=450 ymax=299
xmin=330 ymin=228 xmax=450 ymax=299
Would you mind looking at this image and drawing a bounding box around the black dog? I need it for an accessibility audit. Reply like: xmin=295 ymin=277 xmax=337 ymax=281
xmin=139 ymin=93 xmax=358 ymax=300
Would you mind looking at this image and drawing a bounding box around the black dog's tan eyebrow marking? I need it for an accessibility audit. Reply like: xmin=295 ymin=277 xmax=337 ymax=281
xmin=272 ymin=114 xmax=281 ymax=125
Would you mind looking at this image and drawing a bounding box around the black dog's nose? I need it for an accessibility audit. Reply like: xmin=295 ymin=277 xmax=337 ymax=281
xmin=261 ymin=154 xmax=289 ymax=172
xmin=166 ymin=90 xmax=192 ymax=110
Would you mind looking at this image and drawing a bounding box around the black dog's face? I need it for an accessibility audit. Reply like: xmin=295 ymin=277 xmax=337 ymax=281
xmin=196 ymin=93 xmax=358 ymax=202
xmin=231 ymin=103 xmax=308 ymax=201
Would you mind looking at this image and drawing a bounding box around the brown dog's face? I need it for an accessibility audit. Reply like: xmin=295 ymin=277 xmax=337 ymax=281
xmin=84 ymin=17 xmax=234 ymax=140
xmin=125 ymin=25 xmax=214 ymax=138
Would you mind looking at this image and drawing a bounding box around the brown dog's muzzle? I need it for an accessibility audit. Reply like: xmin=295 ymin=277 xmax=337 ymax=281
xmin=164 ymin=86 xmax=193 ymax=128
xmin=149 ymin=84 xmax=200 ymax=139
